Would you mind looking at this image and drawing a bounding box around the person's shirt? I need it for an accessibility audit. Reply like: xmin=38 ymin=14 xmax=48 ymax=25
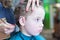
xmin=0 ymin=3 xmax=4 ymax=18
xmin=7 ymin=31 xmax=46 ymax=40
xmin=0 ymin=2 xmax=16 ymax=24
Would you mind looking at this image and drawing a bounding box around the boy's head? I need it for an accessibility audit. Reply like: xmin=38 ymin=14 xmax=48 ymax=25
xmin=18 ymin=4 xmax=45 ymax=36
xmin=1 ymin=0 xmax=12 ymax=8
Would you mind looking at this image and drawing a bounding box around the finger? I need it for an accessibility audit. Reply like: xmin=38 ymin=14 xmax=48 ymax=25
xmin=4 ymin=25 xmax=15 ymax=29
xmin=4 ymin=28 xmax=14 ymax=34
xmin=32 ymin=0 xmax=35 ymax=11
xmin=26 ymin=0 xmax=32 ymax=11
xmin=36 ymin=0 xmax=39 ymax=7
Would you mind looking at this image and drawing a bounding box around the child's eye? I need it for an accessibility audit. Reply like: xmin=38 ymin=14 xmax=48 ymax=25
xmin=36 ymin=18 xmax=39 ymax=21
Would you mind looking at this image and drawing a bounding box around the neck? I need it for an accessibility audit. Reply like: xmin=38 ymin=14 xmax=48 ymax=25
xmin=21 ymin=26 xmax=31 ymax=36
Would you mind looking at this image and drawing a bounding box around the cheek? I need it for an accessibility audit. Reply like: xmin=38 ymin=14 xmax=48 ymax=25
xmin=25 ymin=21 xmax=38 ymax=32
xmin=25 ymin=21 xmax=34 ymax=30
xmin=25 ymin=20 xmax=36 ymax=32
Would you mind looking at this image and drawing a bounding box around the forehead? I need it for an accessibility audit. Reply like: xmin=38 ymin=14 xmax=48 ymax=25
xmin=29 ymin=6 xmax=45 ymax=19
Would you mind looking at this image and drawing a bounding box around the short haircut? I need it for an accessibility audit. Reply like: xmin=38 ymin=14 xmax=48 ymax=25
xmin=14 ymin=1 xmax=43 ymax=20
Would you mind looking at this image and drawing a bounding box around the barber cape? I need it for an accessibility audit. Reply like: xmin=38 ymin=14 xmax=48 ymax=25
xmin=6 ymin=31 xmax=46 ymax=40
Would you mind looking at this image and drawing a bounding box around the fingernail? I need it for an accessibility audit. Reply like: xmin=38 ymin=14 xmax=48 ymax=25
xmin=26 ymin=8 xmax=28 ymax=11
xmin=25 ymin=9 xmax=28 ymax=13
xmin=31 ymin=9 xmax=34 ymax=12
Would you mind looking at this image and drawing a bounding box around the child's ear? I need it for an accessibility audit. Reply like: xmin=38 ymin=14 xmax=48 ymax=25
xmin=19 ymin=16 xmax=25 ymax=26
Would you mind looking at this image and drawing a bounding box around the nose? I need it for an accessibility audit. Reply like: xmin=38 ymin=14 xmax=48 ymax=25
xmin=39 ymin=23 xmax=44 ymax=28
xmin=41 ymin=23 xmax=44 ymax=27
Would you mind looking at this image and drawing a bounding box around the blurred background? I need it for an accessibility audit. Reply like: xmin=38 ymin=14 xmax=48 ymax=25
xmin=0 ymin=0 xmax=60 ymax=40
xmin=41 ymin=0 xmax=60 ymax=40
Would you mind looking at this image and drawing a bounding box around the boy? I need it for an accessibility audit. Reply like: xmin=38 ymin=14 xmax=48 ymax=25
xmin=7 ymin=2 xmax=45 ymax=40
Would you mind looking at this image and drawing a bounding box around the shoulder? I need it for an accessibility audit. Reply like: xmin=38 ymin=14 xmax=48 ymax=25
xmin=0 ymin=3 xmax=3 ymax=10
xmin=0 ymin=3 xmax=5 ymax=18
xmin=7 ymin=32 xmax=22 ymax=40
xmin=35 ymin=35 xmax=46 ymax=40
xmin=0 ymin=3 xmax=2 ymax=8
xmin=0 ymin=3 xmax=4 ymax=11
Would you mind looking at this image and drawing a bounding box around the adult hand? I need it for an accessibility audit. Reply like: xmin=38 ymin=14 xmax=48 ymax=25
xmin=4 ymin=23 xmax=15 ymax=34
xmin=26 ymin=0 xmax=39 ymax=11
xmin=0 ymin=23 xmax=15 ymax=35
xmin=0 ymin=23 xmax=15 ymax=39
